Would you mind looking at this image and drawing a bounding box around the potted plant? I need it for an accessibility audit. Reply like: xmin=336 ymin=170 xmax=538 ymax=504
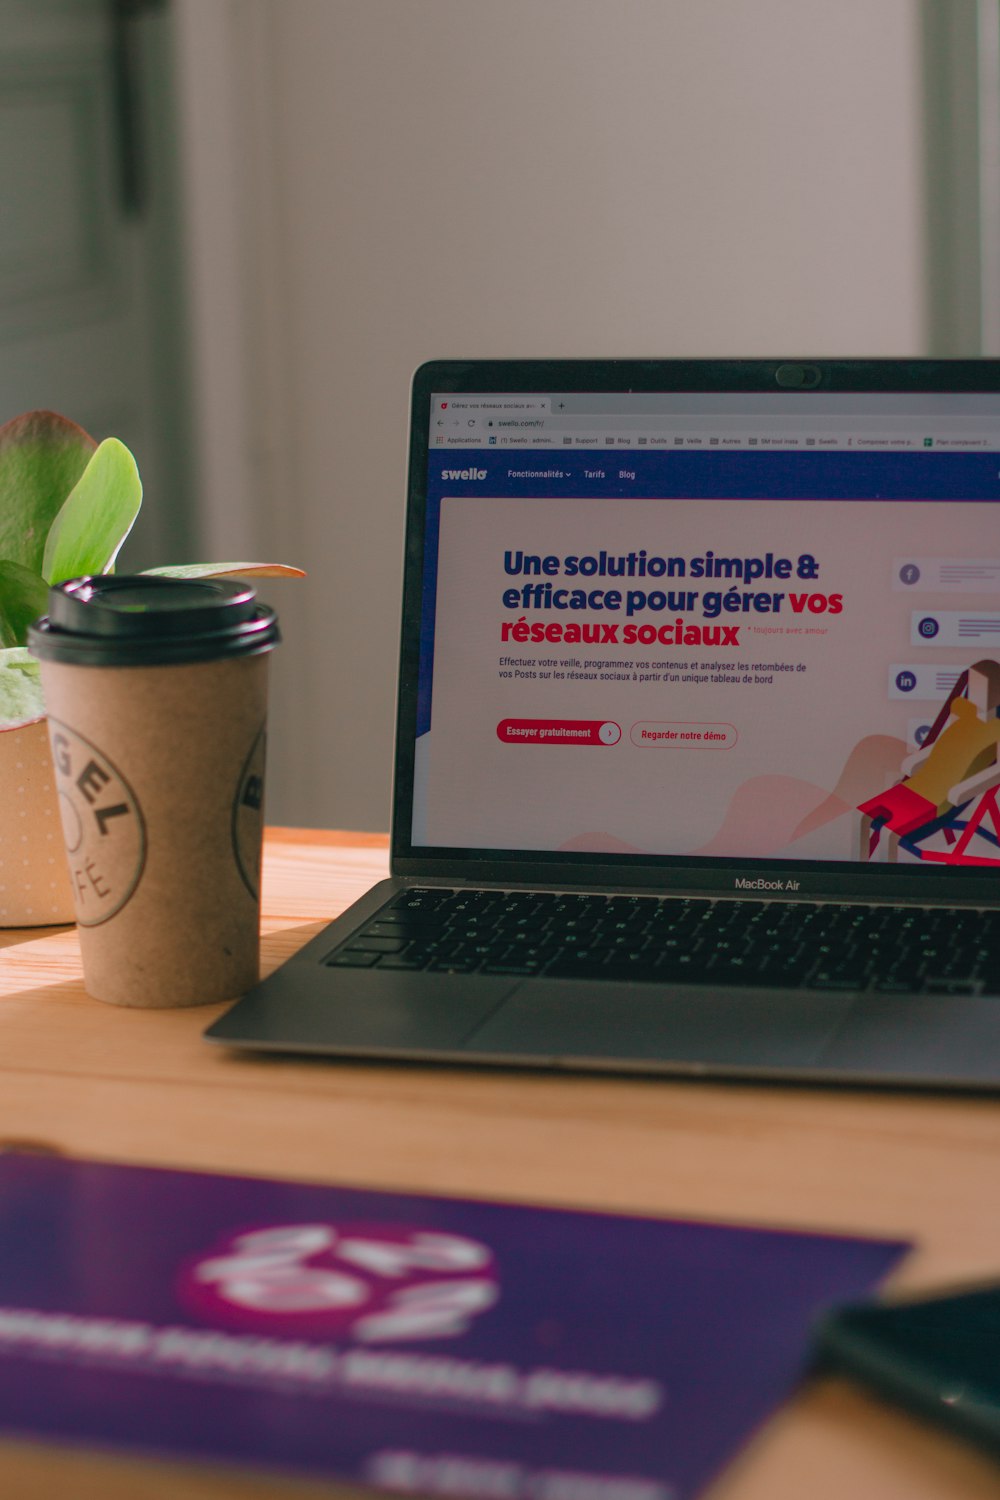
xmin=0 ymin=409 xmax=302 ymax=927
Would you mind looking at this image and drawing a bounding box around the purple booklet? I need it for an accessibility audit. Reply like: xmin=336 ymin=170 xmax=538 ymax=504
xmin=0 ymin=1154 xmax=905 ymax=1498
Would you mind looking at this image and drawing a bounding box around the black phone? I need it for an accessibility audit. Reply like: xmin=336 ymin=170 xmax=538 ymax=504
xmin=814 ymin=1285 xmax=1000 ymax=1461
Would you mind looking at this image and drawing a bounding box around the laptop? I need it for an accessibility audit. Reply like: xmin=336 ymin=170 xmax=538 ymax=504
xmin=206 ymin=358 xmax=1000 ymax=1089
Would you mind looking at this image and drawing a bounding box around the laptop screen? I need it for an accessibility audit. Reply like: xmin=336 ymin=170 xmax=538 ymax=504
xmin=395 ymin=362 xmax=1000 ymax=895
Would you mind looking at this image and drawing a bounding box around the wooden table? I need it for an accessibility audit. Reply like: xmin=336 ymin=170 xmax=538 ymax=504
xmin=0 ymin=828 xmax=997 ymax=1500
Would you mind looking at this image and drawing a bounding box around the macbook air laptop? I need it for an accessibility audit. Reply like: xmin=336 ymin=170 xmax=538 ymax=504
xmin=206 ymin=358 xmax=1000 ymax=1088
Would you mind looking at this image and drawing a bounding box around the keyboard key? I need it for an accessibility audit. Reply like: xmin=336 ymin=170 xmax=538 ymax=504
xmin=812 ymin=973 xmax=869 ymax=991
xmin=481 ymin=960 xmax=546 ymax=975
xmin=344 ymin=935 xmax=407 ymax=953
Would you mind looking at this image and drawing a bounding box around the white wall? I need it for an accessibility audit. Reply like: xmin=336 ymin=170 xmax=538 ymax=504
xmin=174 ymin=0 xmax=927 ymax=832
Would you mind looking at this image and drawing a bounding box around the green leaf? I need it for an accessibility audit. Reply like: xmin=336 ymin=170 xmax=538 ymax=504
xmin=0 ymin=647 xmax=46 ymax=728
xmin=143 ymin=562 xmax=306 ymax=580
xmin=42 ymin=436 xmax=142 ymax=584
xmin=0 ymin=561 xmax=49 ymax=648
xmin=0 ymin=410 xmax=96 ymax=575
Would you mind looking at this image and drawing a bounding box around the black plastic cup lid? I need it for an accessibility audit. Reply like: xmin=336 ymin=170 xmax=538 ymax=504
xmin=28 ymin=575 xmax=281 ymax=667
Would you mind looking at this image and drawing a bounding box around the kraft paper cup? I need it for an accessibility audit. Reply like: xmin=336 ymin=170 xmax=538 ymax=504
xmin=29 ymin=576 xmax=280 ymax=1008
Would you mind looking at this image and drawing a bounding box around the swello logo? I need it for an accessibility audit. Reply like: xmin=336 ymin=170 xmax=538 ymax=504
xmin=440 ymin=468 xmax=487 ymax=481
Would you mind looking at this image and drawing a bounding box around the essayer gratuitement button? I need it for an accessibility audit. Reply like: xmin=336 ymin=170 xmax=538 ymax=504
xmin=497 ymin=720 xmax=621 ymax=746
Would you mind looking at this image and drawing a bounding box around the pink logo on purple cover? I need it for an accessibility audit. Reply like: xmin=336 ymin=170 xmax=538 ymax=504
xmin=177 ymin=1221 xmax=499 ymax=1343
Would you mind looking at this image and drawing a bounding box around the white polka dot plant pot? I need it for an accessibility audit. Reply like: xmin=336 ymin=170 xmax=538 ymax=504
xmin=0 ymin=718 xmax=74 ymax=927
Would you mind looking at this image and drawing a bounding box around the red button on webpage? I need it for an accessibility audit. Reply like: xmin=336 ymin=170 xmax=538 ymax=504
xmin=497 ymin=719 xmax=621 ymax=746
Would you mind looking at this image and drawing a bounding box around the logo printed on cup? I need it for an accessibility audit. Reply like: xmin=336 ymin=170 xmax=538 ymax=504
xmin=232 ymin=724 xmax=267 ymax=899
xmin=49 ymin=719 xmax=146 ymax=926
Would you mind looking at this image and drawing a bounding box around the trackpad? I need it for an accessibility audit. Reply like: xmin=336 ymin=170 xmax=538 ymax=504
xmin=464 ymin=979 xmax=856 ymax=1067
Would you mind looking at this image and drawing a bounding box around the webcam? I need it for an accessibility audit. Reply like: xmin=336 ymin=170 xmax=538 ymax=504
xmin=775 ymin=363 xmax=822 ymax=389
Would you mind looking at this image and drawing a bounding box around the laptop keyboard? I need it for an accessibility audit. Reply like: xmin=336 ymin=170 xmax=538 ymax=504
xmin=323 ymin=889 xmax=1000 ymax=996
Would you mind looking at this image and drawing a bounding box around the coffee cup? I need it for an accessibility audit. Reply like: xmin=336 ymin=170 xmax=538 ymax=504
xmin=28 ymin=575 xmax=280 ymax=1007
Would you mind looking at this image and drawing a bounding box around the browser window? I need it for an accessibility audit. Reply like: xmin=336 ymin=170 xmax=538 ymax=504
xmin=411 ymin=390 xmax=1000 ymax=871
